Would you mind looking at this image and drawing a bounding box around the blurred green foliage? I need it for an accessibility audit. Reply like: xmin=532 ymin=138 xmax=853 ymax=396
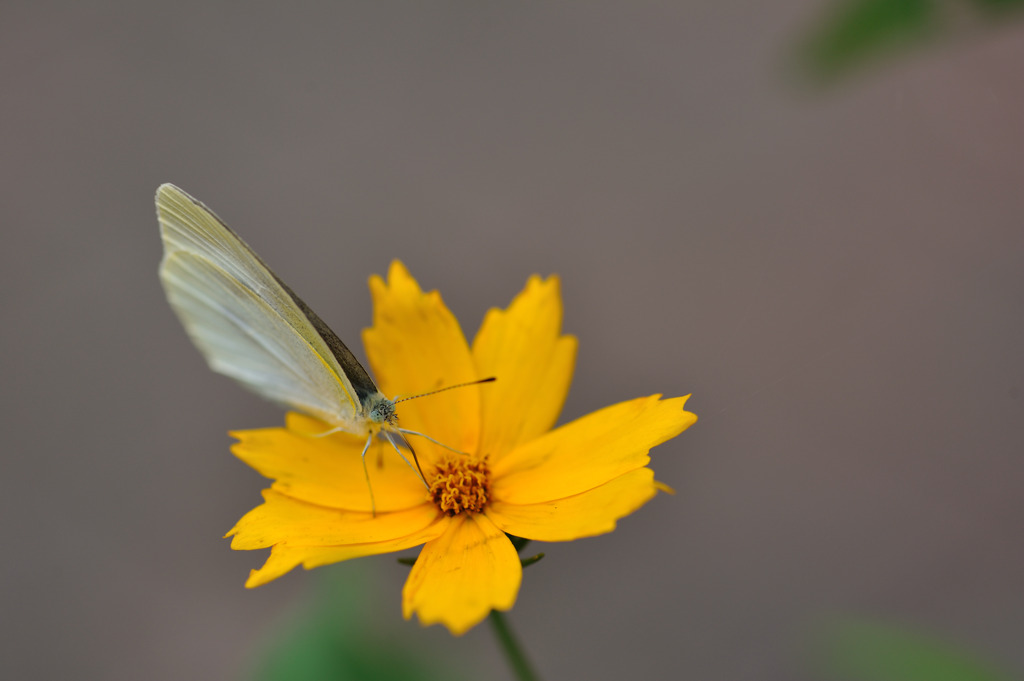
xmin=798 ymin=0 xmax=1024 ymax=82
xmin=801 ymin=0 xmax=938 ymax=79
xmin=820 ymin=619 xmax=1013 ymax=681
xmin=251 ymin=563 xmax=458 ymax=681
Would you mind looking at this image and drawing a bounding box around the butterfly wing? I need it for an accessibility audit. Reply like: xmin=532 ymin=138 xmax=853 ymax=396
xmin=156 ymin=183 xmax=377 ymax=429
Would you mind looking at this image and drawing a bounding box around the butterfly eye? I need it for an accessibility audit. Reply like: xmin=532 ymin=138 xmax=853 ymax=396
xmin=369 ymin=399 xmax=396 ymax=425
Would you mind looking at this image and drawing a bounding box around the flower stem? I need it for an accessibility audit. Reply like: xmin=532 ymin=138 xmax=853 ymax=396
xmin=489 ymin=610 xmax=541 ymax=681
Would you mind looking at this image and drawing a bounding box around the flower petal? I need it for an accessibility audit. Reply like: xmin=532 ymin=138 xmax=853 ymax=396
xmin=226 ymin=489 xmax=440 ymax=549
xmin=362 ymin=261 xmax=482 ymax=464
xmin=402 ymin=513 xmax=521 ymax=635
xmin=230 ymin=412 xmax=427 ymax=512
xmin=491 ymin=395 xmax=696 ymax=505
xmin=488 ymin=468 xmax=661 ymax=541
xmin=472 ymin=275 xmax=577 ymax=461
xmin=244 ymin=518 xmax=449 ymax=588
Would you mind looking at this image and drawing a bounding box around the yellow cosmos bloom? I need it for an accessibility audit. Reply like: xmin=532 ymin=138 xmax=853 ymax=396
xmin=226 ymin=262 xmax=697 ymax=635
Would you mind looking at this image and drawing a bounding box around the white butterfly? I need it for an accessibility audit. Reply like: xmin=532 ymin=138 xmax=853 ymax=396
xmin=156 ymin=184 xmax=472 ymax=507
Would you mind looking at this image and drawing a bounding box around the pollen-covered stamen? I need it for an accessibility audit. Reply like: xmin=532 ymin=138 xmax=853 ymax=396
xmin=429 ymin=456 xmax=490 ymax=516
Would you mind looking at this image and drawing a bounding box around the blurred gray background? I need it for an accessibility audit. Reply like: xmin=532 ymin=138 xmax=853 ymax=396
xmin=2 ymin=2 xmax=1022 ymax=680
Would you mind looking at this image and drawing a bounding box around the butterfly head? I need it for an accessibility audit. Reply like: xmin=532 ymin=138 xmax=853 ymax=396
xmin=365 ymin=394 xmax=398 ymax=427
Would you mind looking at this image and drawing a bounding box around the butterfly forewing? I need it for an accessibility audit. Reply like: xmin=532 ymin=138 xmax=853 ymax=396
xmin=156 ymin=184 xmax=369 ymax=428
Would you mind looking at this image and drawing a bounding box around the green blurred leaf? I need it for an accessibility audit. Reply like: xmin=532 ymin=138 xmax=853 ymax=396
xmin=797 ymin=0 xmax=1024 ymax=83
xmin=252 ymin=564 xmax=457 ymax=681
xmin=822 ymin=619 xmax=1013 ymax=681
xmin=799 ymin=0 xmax=938 ymax=81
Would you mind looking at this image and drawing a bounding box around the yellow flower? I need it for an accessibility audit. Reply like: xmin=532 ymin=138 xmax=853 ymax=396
xmin=227 ymin=262 xmax=697 ymax=635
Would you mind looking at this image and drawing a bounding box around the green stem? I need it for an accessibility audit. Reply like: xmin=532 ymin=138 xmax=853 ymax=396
xmin=489 ymin=610 xmax=541 ymax=681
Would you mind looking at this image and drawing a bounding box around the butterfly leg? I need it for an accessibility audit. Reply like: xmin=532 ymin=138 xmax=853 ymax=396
xmin=298 ymin=424 xmax=345 ymax=438
xmin=384 ymin=431 xmax=429 ymax=489
xmin=399 ymin=428 xmax=471 ymax=457
xmin=360 ymin=432 xmax=377 ymax=518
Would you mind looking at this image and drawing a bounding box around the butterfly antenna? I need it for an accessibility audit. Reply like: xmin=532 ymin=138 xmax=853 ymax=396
xmin=393 ymin=377 xmax=496 ymax=404
xmin=381 ymin=378 xmax=496 ymax=487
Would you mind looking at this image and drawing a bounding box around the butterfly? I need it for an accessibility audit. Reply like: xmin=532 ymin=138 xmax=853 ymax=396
xmin=155 ymin=184 xmax=485 ymax=510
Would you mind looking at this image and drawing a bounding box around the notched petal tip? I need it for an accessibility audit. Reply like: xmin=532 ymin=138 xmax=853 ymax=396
xmin=386 ymin=259 xmax=414 ymax=281
xmin=225 ymin=488 xmax=276 ymax=540
xmin=654 ymin=480 xmax=676 ymax=495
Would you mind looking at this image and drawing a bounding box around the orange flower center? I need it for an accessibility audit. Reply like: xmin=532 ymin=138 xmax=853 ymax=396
xmin=429 ymin=456 xmax=490 ymax=516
